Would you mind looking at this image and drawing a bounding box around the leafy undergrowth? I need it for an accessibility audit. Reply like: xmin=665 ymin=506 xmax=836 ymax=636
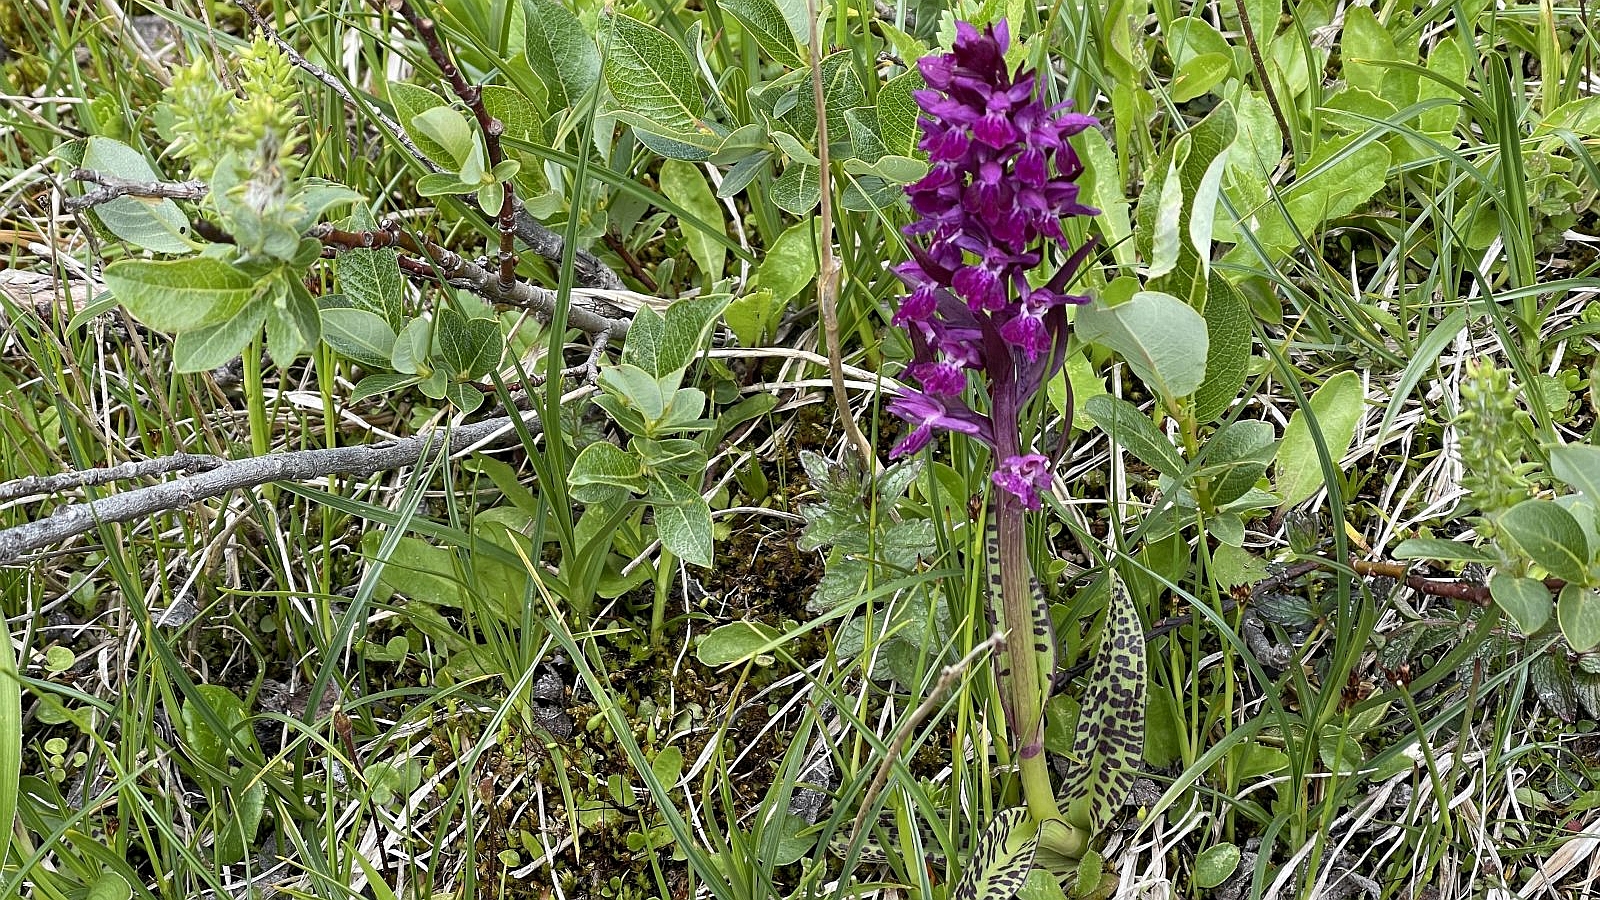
xmin=2 ymin=1 xmax=1600 ymax=899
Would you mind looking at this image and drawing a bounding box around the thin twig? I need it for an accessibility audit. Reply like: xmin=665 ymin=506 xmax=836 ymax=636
xmin=848 ymin=633 xmax=1002 ymax=849
xmin=387 ymin=0 xmax=519 ymax=288
xmin=239 ymin=0 xmax=624 ymax=291
xmin=1233 ymin=0 xmax=1292 ymax=157
xmin=63 ymin=169 xmax=208 ymax=211
xmin=315 ymin=223 xmax=628 ymax=338
xmin=0 ymin=452 xmax=225 ymax=502
xmin=806 ymin=2 xmax=880 ymax=477
xmin=0 ymin=411 xmax=543 ymax=564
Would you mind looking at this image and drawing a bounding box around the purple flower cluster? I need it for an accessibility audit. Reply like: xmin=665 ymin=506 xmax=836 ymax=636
xmin=888 ymin=19 xmax=1100 ymax=510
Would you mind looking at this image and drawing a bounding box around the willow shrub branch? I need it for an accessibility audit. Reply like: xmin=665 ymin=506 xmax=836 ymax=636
xmin=238 ymin=0 xmax=622 ymax=291
xmin=0 ymin=412 xmax=542 ymax=564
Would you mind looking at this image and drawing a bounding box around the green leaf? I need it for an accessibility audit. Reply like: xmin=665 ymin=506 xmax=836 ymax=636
xmin=1082 ymin=394 xmax=1185 ymax=478
xmin=772 ymin=162 xmax=819 ymax=213
xmin=1075 ymin=291 xmax=1209 ymax=401
xmin=171 ymin=301 xmax=268 ymax=373
xmin=1273 ymin=371 xmax=1365 ymax=508
xmin=724 ymin=289 xmax=779 ymax=346
xmin=265 ymin=283 xmax=320 ymax=366
xmin=751 ymin=218 xmax=818 ymax=304
xmin=659 ymin=160 xmax=726 ymax=282
xmin=410 ymin=106 xmax=476 ymax=169
xmin=1499 ymin=499 xmax=1590 ymax=584
xmin=336 ymin=216 xmax=405 ymax=329
xmin=695 ymin=621 xmax=782 ymax=666
xmin=719 ymin=0 xmax=804 ymax=68
xmin=656 ymin=295 xmax=731 ymax=376
xmin=1248 ymin=133 xmax=1390 ymax=259
xmin=81 ymin=136 xmax=192 ymax=253
xmin=1060 ymin=574 xmax=1147 ymax=833
xmin=436 ymin=307 xmax=504 ymax=380
xmin=180 ymin=685 xmax=256 ymax=770
xmin=1560 ymin=584 xmax=1600 ymax=652
xmin=522 ymin=0 xmax=600 ymax=112
xmin=392 ymin=316 xmax=432 ymax=375
xmin=1392 ymin=538 xmax=1498 ymax=564
xmin=877 ymin=70 xmax=924 ymax=156
xmin=482 ymin=85 xmax=547 ymax=151
xmin=352 ymin=373 xmax=420 ymax=403
xmin=635 ymin=437 xmax=706 ymax=476
xmin=86 ymin=873 xmax=133 ymax=900
xmin=1491 ymin=573 xmax=1553 ymax=635
xmin=950 ymin=808 xmax=1037 ymax=900
xmin=1551 ymin=445 xmax=1600 ymax=501
xmin=571 ymin=442 xmax=647 ymax=495
xmin=1172 ymin=52 xmax=1232 ymax=102
xmin=1198 ymin=419 xmax=1276 ymax=507
xmin=602 ymin=13 xmax=705 ymax=133
xmin=650 ymin=476 xmax=713 ymax=567
xmin=1135 ymin=102 xmax=1235 ymax=287
xmin=387 ymin=82 xmax=453 ymax=166
xmin=103 ymin=257 xmax=259 ymax=333
xmin=1341 ymin=6 xmax=1396 ymax=96
xmin=0 ymin=608 xmax=20 ymax=875
xmin=1193 ymin=273 xmax=1250 ymax=422
xmin=1193 ymin=843 xmax=1241 ymax=889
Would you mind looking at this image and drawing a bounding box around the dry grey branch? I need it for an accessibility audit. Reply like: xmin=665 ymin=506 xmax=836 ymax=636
xmin=64 ymin=168 xmax=208 ymax=211
xmin=0 ymin=452 xmax=224 ymax=502
xmin=0 ymin=412 xmax=542 ymax=564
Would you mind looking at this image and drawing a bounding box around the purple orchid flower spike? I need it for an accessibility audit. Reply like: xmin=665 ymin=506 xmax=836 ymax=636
xmin=885 ymin=21 xmax=1102 ymax=849
xmin=888 ymin=18 xmax=1100 ymax=509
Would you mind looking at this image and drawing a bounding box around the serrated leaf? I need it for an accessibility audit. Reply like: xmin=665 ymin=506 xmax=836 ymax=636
xmin=103 ymin=257 xmax=259 ymax=333
xmin=1082 ymin=394 xmax=1184 ymax=478
xmin=1274 ymin=370 xmax=1365 ymax=508
xmin=660 ymin=160 xmax=726 ymax=282
xmin=1076 ymin=292 xmax=1209 ymax=402
xmin=388 ymin=82 xmax=454 ymax=167
xmin=1059 ymin=574 xmax=1146 ymax=833
xmin=523 ymin=0 xmax=599 ymax=112
xmin=1193 ymin=273 xmax=1250 ymax=422
xmin=720 ymin=0 xmax=804 ymax=68
xmin=336 ymin=231 xmax=406 ymax=331
xmin=81 ymin=136 xmax=192 ymax=253
xmin=1499 ymin=499 xmax=1590 ymax=584
xmin=602 ymin=13 xmax=705 ymax=133
xmin=1490 ymin=573 xmax=1553 ymax=635
xmin=950 ymin=808 xmax=1037 ymax=900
